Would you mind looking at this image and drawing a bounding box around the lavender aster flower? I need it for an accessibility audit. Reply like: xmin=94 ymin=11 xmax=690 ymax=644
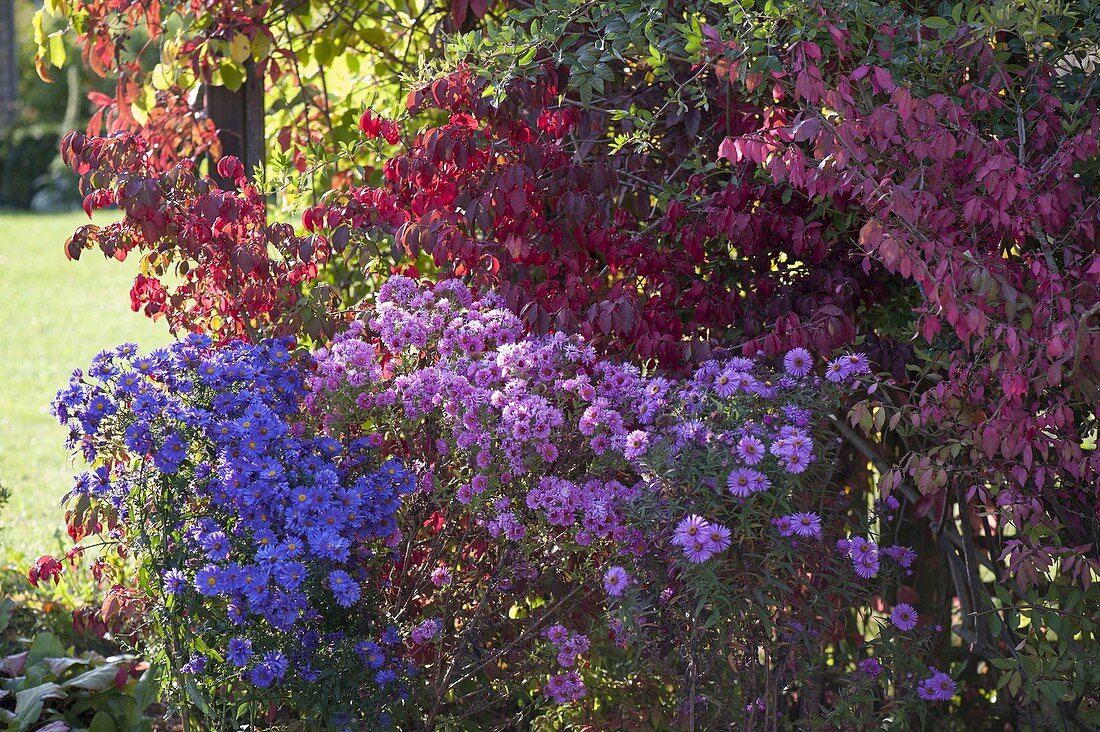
xmin=603 ymin=566 xmax=629 ymax=597
xmin=916 ymin=668 xmax=956 ymax=701
xmin=783 ymin=347 xmax=813 ymax=377
xmin=791 ymin=512 xmax=823 ymax=539
xmin=890 ymin=603 xmax=918 ymax=631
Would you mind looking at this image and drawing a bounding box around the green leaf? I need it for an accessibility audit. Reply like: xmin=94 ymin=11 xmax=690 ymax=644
xmin=923 ymin=16 xmax=951 ymax=29
xmin=88 ymin=710 xmax=119 ymax=732
xmin=26 ymin=633 xmax=66 ymax=669
xmin=0 ymin=598 xmax=14 ymax=634
xmin=13 ymin=682 xmax=66 ymax=728
xmin=65 ymin=661 xmax=123 ymax=692
xmin=220 ymin=60 xmax=244 ymax=92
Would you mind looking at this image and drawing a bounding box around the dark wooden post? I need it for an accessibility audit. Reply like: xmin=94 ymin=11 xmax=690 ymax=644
xmin=0 ymin=0 xmax=18 ymax=127
xmin=206 ymin=61 xmax=264 ymax=187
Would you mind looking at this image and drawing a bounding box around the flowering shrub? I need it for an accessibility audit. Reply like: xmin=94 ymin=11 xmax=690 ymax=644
xmin=49 ymin=335 xmax=416 ymax=728
xmin=42 ymin=276 xmax=974 ymax=727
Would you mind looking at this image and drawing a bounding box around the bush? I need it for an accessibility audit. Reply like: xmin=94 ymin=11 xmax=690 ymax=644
xmin=0 ymin=124 xmax=62 ymax=210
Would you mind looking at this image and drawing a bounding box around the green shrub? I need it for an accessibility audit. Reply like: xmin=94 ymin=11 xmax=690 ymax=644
xmin=0 ymin=124 xmax=62 ymax=210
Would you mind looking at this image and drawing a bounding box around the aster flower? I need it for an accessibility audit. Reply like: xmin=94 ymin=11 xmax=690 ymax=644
xmin=673 ymin=514 xmax=710 ymax=546
xmin=728 ymin=467 xmax=763 ymax=497
xmin=791 ymin=512 xmax=823 ymax=539
xmin=713 ymin=369 xmax=738 ymax=398
xmin=773 ymin=516 xmax=795 ymax=537
xmin=845 ymin=352 xmax=871 ymax=374
xmin=704 ymin=523 xmax=732 ymax=553
xmin=603 ymin=566 xmax=629 ymax=597
xmin=622 ymin=429 xmax=649 ymax=460
xmin=853 ymin=552 xmax=880 ymax=579
xmin=685 ymin=540 xmax=714 ymax=563
xmin=227 ymin=638 xmax=254 ymax=667
xmin=783 ymin=347 xmax=813 ymax=377
xmin=735 ymin=435 xmax=766 ymax=465
xmin=890 ymin=603 xmax=918 ymax=631
xmin=431 ymin=566 xmax=452 ymax=587
xmin=328 ymin=569 xmax=361 ymax=607
xmin=824 ymin=357 xmax=852 ymax=383
xmin=195 ymin=565 xmax=223 ymax=597
xmin=411 ymin=618 xmax=441 ymax=645
xmin=916 ymin=668 xmax=956 ymax=701
xmin=163 ymin=568 xmax=187 ymax=595
xmin=858 ymin=657 xmax=883 ymax=678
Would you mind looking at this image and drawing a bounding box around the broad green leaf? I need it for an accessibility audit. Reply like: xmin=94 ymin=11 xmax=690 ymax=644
xmin=13 ymin=682 xmax=66 ymax=728
xmin=26 ymin=633 xmax=66 ymax=669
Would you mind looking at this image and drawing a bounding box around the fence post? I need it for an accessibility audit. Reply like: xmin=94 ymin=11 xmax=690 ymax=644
xmin=0 ymin=0 xmax=18 ymax=127
xmin=206 ymin=61 xmax=264 ymax=187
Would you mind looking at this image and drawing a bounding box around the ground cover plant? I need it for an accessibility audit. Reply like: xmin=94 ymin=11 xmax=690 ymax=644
xmin=20 ymin=0 xmax=1100 ymax=728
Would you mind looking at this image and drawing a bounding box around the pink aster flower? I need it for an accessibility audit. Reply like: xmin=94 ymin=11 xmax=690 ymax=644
xmin=622 ymin=429 xmax=649 ymax=460
xmin=430 ymin=566 xmax=452 ymax=587
xmin=890 ymin=603 xmax=918 ymax=631
xmin=791 ymin=511 xmax=822 ymax=539
xmin=783 ymin=347 xmax=813 ymax=377
xmin=603 ymin=566 xmax=629 ymax=597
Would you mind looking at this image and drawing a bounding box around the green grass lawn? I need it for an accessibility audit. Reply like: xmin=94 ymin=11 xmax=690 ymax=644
xmin=0 ymin=211 xmax=171 ymax=558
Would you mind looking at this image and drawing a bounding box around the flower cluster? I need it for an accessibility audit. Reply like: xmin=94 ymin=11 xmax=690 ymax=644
xmin=916 ymin=668 xmax=957 ymax=702
xmin=52 ymin=336 xmax=414 ymax=726
xmin=541 ymin=625 xmax=590 ymax=703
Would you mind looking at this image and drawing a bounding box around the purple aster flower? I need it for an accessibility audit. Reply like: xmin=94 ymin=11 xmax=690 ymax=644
xmin=791 ymin=512 xmax=823 ymax=539
xmin=411 ymin=618 xmax=441 ymax=645
xmin=728 ymin=467 xmax=762 ymax=497
xmin=163 ymin=568 xmax=187 ymax=595
xmin=853 ymin=552 xmax=880 ymax=579
xmin=543 ymin=624 xmax=570 ymax=646
xmin=844 ymin=352 xmax=870 ymax=374
xmin=735 ymin=435 xmax=766 ymax=465
xmin=673 ymin=514 xmax=709 ymax=547
xmin=713 ymin=369 xmax=738 ymax=398
xmin=773 ymin=515 xmax=796 ymax=537
xmin=195 ymin=564 xmax=223 ymax=597
xmin=603 ymin=566 xmax=629 ymax=597
xmin=890 ymin=603 xmax=918 ymax=631
xmin=684 ymin=540 xmax=714 ymax=563
xmin=783 ymin=347 xmax=813 ymax=377
xmin=227 ymin=638 xmax=253 ymax=667
xmin=916 ymin=668 xmax=956 ymax=701
xmin=858 ymin=657 xmax=883 ymax=677
xmin=825 ymin=357 xmax=852 ymax=383
xmin=704 ymin=523 xmax=732 ymax=552
xmin=883 ymin=545 xmax=917 ymax=568
xmin=328 ymin=569 xmax=361 ymax=607
xmin=181 ymin=654 xmax=206 ymax=675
